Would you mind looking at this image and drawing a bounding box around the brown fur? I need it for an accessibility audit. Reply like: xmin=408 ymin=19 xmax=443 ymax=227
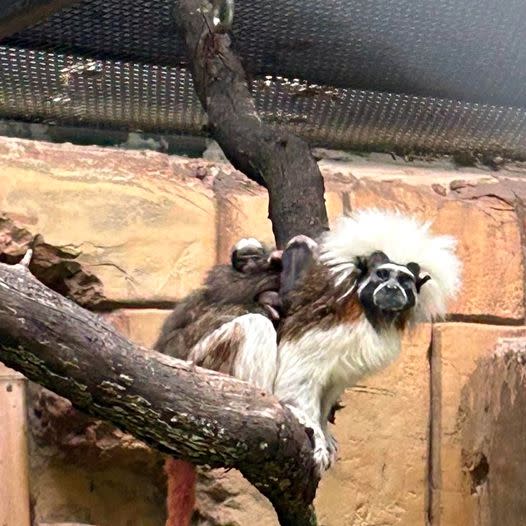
xmin=394 ymin=310 xmax=411 ymax=332
xmin=279 ymin=263 xmax=363 ymax=342
xmin=155 ymin=256 xmax=281 ymax=526
xmin=154 ymin=262 xmax=280 ymax=359
xmin=192 ymin=323 xmax=244 ymax=375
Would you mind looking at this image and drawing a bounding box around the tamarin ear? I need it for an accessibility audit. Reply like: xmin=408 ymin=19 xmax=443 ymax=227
xmin=406 ymin=261 xmax=432 ymax=293
xmin=416 ymin=274 xmax=432 ymax=293
xmin=406 ymin=262 xmax=421 ymax=279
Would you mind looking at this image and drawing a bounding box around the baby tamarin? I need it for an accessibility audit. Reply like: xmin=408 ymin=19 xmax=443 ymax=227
xmin=155 ymin=237 xmax=283 ymax=368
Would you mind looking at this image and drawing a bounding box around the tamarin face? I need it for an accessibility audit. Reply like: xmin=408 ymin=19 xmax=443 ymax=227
xmin=357 ymin=251 xmax=431 ymax=326
xmin=231 ymin=238 xmax=282 ymax=274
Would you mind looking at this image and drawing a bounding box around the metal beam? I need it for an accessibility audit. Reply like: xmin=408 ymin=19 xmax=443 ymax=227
xmin=0 ymin=0 xmax=83 ymax=40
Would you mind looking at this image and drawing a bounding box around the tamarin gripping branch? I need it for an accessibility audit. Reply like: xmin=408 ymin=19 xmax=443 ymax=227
xmin=156 ymin=209 xmax=462 ymax=524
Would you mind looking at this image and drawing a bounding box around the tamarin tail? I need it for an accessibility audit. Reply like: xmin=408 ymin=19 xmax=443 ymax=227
xmin=164 ymin=458 xmax=197 ymax=526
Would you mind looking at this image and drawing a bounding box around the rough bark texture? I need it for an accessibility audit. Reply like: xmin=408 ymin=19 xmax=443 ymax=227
xmin=0 ymin=259 xmax=318 ymax=526
xmin=175 ymin=0 xmax=329 ymax=247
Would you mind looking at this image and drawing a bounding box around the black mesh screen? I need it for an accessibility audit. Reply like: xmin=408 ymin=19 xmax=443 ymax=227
xmin=2 ymin=0 xmax=526 ymax=157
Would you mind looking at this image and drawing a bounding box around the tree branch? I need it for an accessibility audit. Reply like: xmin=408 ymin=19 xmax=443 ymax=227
xmin=0 ymin=258 xmax=318 ymax=525
xmin=175 ymin=0 xmax=329 ymax=247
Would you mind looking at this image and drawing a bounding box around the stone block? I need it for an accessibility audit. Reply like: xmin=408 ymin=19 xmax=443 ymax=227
xmin=0 ymin=138 xmax=216 ymax=303
xmin=103 ymin=309 xmax=171 ymax=349
xmin=29 ymin=461 xmax=165 ymax=526
xmin=459 ymin=337 xmax=526 ymax=526
xmin=315 ymin=324 xmax=432 ymax=525
xmin=195 ymin=469 xmax=277 ymax=526
xmin=430 ymin=323 xmax=526 ymax=526
xmin=0 ymin=364 xmax=31 ymax=526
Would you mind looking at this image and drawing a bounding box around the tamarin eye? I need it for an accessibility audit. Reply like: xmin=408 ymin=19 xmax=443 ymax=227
xmin=398 ymin=275 xmax=415 ymax=288
xmin=375 ymin=269 xmax=390 ymax=280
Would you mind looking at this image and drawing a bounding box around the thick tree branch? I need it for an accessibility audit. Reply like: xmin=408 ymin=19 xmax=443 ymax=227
xmin=175 ymin=0 xmax=329 ymax=247
xmin=0 ymin=259 xmax=318 ymax=526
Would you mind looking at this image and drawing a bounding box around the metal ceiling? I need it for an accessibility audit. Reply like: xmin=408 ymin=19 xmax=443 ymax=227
xmin=1 ymin=0 xmax=525 ymax=157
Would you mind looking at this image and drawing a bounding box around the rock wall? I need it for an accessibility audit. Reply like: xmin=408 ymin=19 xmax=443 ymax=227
xmin=0 ymin=136 xmax=525 ymax=526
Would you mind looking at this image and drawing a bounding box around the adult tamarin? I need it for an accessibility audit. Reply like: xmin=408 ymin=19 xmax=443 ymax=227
xmin=273 ymin=209 xmax=460 ymax=469
xmin=156 ymin=208 xmax=461 ymax=523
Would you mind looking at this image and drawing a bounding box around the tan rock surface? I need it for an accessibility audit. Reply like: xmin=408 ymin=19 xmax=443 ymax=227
xmin=459 ymin=337 xmax=526 ymax=526
xmin=194 ymin=469 xmax=277 ymax=526
xmin=30 ymin=461 xmax=165 ymax=526
xmin=0 ymin=138 xmax=216 ymax=303
xmin=103 ymin=309 xmax=171 ymax=349
xmin=430 ymin=324 xmax=526 ymax=526
xmin=0 ymin=214 xmax=104 ymax=306
xmin=316 ymin=324 xmax=431 ymax=526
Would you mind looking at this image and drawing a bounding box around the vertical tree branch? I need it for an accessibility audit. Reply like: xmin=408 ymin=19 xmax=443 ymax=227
xmin=174 ymin=1 xmax=329 ymax=522
xmin=175 ymin=0 xmax=329 ymax=247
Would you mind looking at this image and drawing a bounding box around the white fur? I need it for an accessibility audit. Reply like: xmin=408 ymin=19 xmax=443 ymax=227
xmin=231 ymin=314 xmax=278 ymax=393
xmin=376 ymin=262 xmax=415 ymax=277
xmin=273 ymin=315 xmax=401 ymax=473
xmin=275 ymin=317 xmax=400 ymax=418
xmin=320 ymin=209 xmax=461 ymax=321
xmin=272 ymin=209 xmax=461 ymax=473
xmin=194 ymin=210 xmax=461 ymax=475
xmin=190 ymin=313 xmax=278 ymax=394
xmin=235 ymin=237 xmax=262 ymax=251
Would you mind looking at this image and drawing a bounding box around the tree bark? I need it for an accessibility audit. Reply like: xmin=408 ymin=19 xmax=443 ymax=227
xmin=175 ymin=0 xmax=329 ymax=248
xmin=0 ymin=259 xmax=318 ymax=525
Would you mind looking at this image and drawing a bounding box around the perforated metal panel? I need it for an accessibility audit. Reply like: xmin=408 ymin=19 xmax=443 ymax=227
xmin=1 ymin=0 xmax=526 ymax=157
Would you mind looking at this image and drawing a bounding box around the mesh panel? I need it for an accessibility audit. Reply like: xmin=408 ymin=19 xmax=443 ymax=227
xmin=1 ymin=0 xmax=526 ymax=157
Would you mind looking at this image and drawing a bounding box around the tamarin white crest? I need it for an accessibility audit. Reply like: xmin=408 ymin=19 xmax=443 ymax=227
xmin=155 ymin=208 xmax=462 ymax=525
